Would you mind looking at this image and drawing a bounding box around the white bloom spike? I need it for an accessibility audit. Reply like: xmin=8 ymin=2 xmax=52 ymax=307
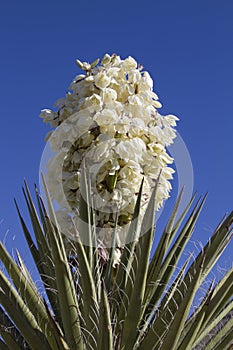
xmin=40 ymin=53 xmax=179 ymax=247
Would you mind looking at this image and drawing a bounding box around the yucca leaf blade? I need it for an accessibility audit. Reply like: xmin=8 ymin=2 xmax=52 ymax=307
xmin=137 ymin=254 xmax=192 ymax=346
xmin=78 ymin=167 xmax=94 ymax=270
xmin=43 ymin=301 xmax=70 ymax=350
xmin=0 ymin=272 xmax=51 ymax=350
xmin=192 ymin=212 xmax=233 ymax=283
xmin=15 ymin=195 xmax=60 ymax=321
xmin=143 ymin=195 xmax=206 ymax=323
xmin=141 ymin=254 xmax=205 ymax=350
xmin=44 ymin=214 xmax=84 ymax=349
xmin=110 ymin=179 xmax=144 ymax=320
xmin=120 ymin=184 xmax=158 ymax=349
xmin=104 ymin=211 xmax=119 ymax=291
xmin=22 ymin=181 xmax=52 ymax=263
xmin=200 ymin=267 xmax=233 ymax=330
xmin=147 ymin=190 xmax=196 ymax=286
xmin=177 ymin=294 xmax=210 ymax=350
xmin=178 ymin=279 xmax=215 ymax=346
xmin=194 ymin=300 xmax=233 ymax=348
xmin=41 ymin=175 xmax=84 ymax=347
xmin=146 ymin=189 xmax=185 ymax=286
xmin=97 ymin=283 xmax=113 ymax=350
xmin=211 ymin=327 xmax=233 ymax=350
xmin=204 ymin=316 xmax=233 ymax=350
xmin=0 ymin=339 xmax=9 ymax=350
xmin=73 ymin=238 xmax=99 ymax=349
xmin=116 ymin=178 xmax=144 ymax=285
xmin=0 ymin=306 xmax=27 ymax=349
xmin=0 ymin=242 xmax=58 ymax=349
xmin=0 ymin=329 xmax=22 ymax=350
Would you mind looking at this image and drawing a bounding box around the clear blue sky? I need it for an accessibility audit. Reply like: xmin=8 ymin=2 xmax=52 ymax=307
xmin=0 ymin=0 xmax=232 ymax=268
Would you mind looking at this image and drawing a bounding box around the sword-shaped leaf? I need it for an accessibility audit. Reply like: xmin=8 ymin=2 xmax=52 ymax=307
xmin=78 ymin=167 xmax=94 ymax=270
xmin=15 ymin=191 xmax=60 ymax=323
xmin=0 ymin=272 xmax=51 ymax=350
xmin=110 ymin=179 xmax=144 ymax=321
xmin=44 ymin=213 xmax=84 ymax=349
xmin=200 ymin=267 xmax=233 ymax=330
xmin=0 ymin=242 xmax=58 ymax=349
xmin=177 ymin=293 xmax=211 ymax=350
xmin=204 ymin=316 xmax=233 ymax=350
xmin=73 ymin=237 xmax=99 ymax=349
xmin=120 ymin=183 xmax=158 ymax=349
xmin=194 ymin=300 xmax=233 ymax=348
xmin=212 ymin=327 xmax=233 ymax=350
xmin=159 ymin=255 xmax=205 ymax=350
xmin=0 ymin=329 xmax=22 ymax=350
xmin=143 ymin=195 xmax=206 ymax=321
xmin=0 ymin=306 xmax=27 ymax=350
xmin=97 ymin=283 xmax=113 ymax=350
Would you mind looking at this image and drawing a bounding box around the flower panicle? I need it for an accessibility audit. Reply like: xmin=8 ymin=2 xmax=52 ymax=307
xmin=40 ymin=53 xmax=179 ymax=247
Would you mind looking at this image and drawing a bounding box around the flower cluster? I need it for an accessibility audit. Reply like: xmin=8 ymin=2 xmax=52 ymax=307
xmin=40 ymin=54 xmax=178 ymax=247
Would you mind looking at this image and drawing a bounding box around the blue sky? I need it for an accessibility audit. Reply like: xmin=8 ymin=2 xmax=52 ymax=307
xmin=0 ymin=1 xmax=232 ymax=268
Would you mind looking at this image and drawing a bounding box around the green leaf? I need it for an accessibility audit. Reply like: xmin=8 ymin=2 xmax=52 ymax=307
xmin=0 ymin=242 xmax=58 ymax=349
xmin=200 ymin=267 xmax=233 ymax=331
xmin=120 ymin=183 xmax=158 ymax=349
xmin=197 ymin=212 xmax=233 ymax=282
xmin=178 ymin=279 xmax=215 ymax=346
xmin=159 ymin=255 xmax=205 ymax=350
xmin=0 ymin=272 xmax=50 ymax=350
xmin=0 ymin=339 xmax=9 ymax=350
xmin=44 ymin=213 xmax=84 ymax=349
xmin=177 ymin=293 xmax=210 ymax=350
xmin=104 ymin=211 xmax=119 ymax=291
xmin=204 ymin=315 xmax=233 ymax=350
xmin=143 ymin=195 xmax=206 ymax=323
xmin=78 ymin=167 xmax=94 ymax=270
xmin=43 ymin=301 xmax=70 ymax=350
xmin=115 ymin=179 xmax=144 ymax=288
xmin=0 ymin=306 xmax=26 ymax=349
xmin=140 ymin=254 xmax=205 ymax=350
xmin=146 ymin=190 xmax=196 ymax=288
xmin=212 ymin=327 xmax=233 ymax=350
xmin=97 ymin=283 xmax=113 ymax=350
xmin=146 ymin=189 xmax=185 ymax=286
xmin=73 ymin=238 xmax=99 ymax=349
xmin=136 ymin=255 xmax=192 ymax=346
xmin=15 ymin=193 xmax=60 ymax=322
xmin=194 ymin=296 xmax=233 ymax=346
xmin=0 ymin=329 xmax=22 ymax=350
xmin=110 ymin=179 xmax=144 ymax=326
xmin=111 ymin=179 xmax=144 ymax=321
xmin=22 ymin=181 xmax=53 ymax=266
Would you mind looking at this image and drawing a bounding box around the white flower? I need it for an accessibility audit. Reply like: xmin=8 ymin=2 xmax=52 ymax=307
xmin=101 ymin=54 xmax=111 ymax=65
xmin=163 ymin=114 xmax=179 ymax=127
xmin=127 ymin=69 xmax=141 ymax=84
xmin=113 ymin=248 xmax=122 ymax=268
xmin=94 ymin=72 xmax=111 ymax=89
xmin=115 ymin=138 xmax=146 ymax=162
xmin=81 ymin=94 xmax=103 ymax=112
xmin=138 ymin=71 xmax=153 ymax=91
xmin=40 ymin=109 xmax=57 ymax=127
xmin=100 ymin=88 xmax=118 ymax=103
xmin=94 ymin=109 xmax=119 ymax=126
xmin=128 ymin=95 xmax=143 ymax=106
xmin=40 ymin=53 xmax=179 ymax=247
xmin=121 ymin=56 xmax=137 ymax=72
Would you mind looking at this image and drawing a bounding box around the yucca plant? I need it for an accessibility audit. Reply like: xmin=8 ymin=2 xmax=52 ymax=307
xmin=1 ymin=53 xmax=232 ymax=349
xmin=0 ymin=180 xmax=232 ymax=350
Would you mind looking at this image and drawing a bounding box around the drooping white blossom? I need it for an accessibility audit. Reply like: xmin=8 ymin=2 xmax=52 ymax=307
xmin=40 ymin=53 xmax=179 ymax=248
